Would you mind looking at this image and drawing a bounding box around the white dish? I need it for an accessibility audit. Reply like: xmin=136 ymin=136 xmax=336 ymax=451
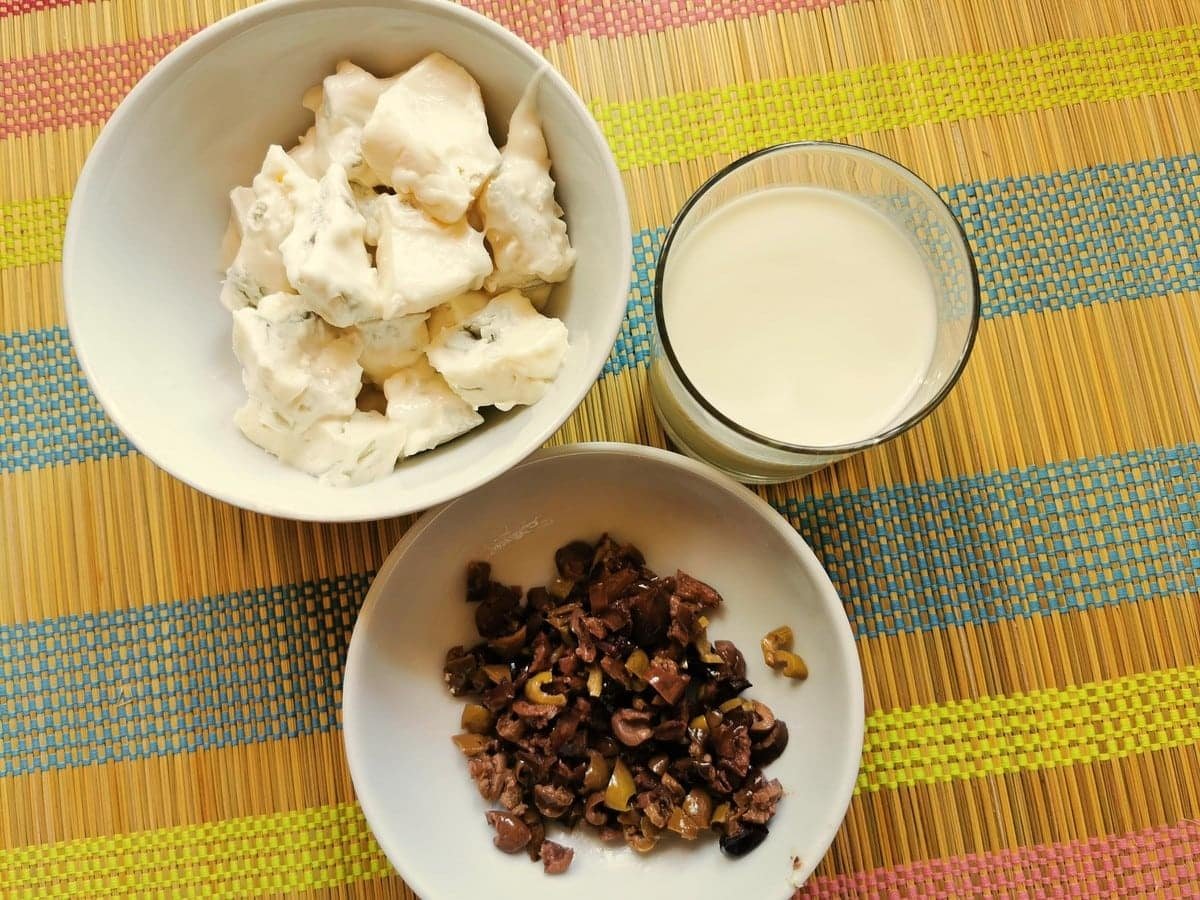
xmin=343 ymin=443 xmax=864 ymax=898
xmin=64 ymin=0 xmax=630 ymax=521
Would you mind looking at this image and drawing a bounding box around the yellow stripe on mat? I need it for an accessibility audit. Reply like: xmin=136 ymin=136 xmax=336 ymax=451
xmin=5 ymin=665 xmax=1198 ymax=896
xmin=0 ymin=195 xmax=67 ymax=270
xmin=591 ymin=25 xmax=1200 ymax=170
xmin=0 ymin=803 xmax=391 ymax=899
xmin=859 ymin=665 xmax=1200 ymax=793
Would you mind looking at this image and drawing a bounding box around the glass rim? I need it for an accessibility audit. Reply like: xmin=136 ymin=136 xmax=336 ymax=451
xmin=652 ymin=140 xmax=982 ymax=457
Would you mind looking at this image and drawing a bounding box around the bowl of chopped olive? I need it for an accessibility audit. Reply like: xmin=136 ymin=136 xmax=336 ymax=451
xmin=343 ymin=443 xmax=864 ymax=897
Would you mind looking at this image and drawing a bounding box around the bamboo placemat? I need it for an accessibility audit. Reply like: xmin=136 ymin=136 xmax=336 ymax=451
xmin=3 ymin=0 xmax=1200 ymax=896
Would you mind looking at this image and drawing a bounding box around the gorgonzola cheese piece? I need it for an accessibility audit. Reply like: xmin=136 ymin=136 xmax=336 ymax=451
xmin=479 ymin=81 xmax=576 ymax=294
xmin=231 ymin=292 xmax=363 ymax=430
xmin=375 ymin=195 xmax=492 ymax=317
xmin=426 ymin=290 xmax=569 ymax=411
xmin=280 ymin=163 xmax=383 ymax=327
xmin=361 ymin=53 xmax=501 ymax=223
xmin=383 ymin=358 xmax=484 ymax=456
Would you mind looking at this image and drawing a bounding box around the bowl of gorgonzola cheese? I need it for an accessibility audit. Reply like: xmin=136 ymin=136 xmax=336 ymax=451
xmin=64 ymin=0 xmax=630 ymax=521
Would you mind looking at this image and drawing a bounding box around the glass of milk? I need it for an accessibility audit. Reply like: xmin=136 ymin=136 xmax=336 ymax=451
xmin=649 ymin=142 xmax=979 ymax=483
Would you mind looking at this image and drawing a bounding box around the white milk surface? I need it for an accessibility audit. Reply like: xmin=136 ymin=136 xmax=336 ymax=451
xmin=663 ymin=186 xmax=938 ymax=447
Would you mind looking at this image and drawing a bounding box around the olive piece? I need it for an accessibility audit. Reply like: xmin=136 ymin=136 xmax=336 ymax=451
xmin=751 ymin=720 xmax=790 ymax=766
xmin=533 ymin=783 xmax=574 ymax=819
xmin=582 ymin=750 xmax=610 ymax=793
xmin=761 ymin=625 xmax=808 ymax=678
xmin=611 ymin=709 xmax=653 ymax=746
xmin=481 ymin=663 xmax=512 ymax=684
xmin=748 ymin=700 xmax=775 ymax=733
xmin=624 ymin=822 xmax=659 ymax=852
xmin=451 ymin=733 xmax=491 ymax=756
xmin=720 ymin=822 xmax=769 ymax=858
xmin=460 ymin=704 xmax=493 ymax=734
xmin=465 ymin=561 xmax=491 ymax=602
xmin=660 ymin=772 xmax=686 ymax=799
xmin=682 ymin=788 xmax=713 ymax=827
xmin=555 ymin=541 xmax=593 ymax=580
xmin=586 ymin=665 xmax=603 ymax=697
xmin=548 ymin=577 xmax=576 ymax=600
xmin=604 ymin=759 xmax=636 ymax=811
xmin=524 ymin=671 xmax=567 ymax=707
xmin=625 ymin=649 xmax=650 ymax=678
xmin=584 ymin=791 xmax=609 ymax=826
xmin=488 ymin=625 xmax=528 ymax=658
xmin=486 ymin=810 xmax=532 ymax=853
xmin=713 ymin=640 xmax=747 ymax=678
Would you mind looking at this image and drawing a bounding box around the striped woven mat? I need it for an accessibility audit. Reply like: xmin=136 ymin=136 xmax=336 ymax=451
xmin=3 ymin=0 xmax=1200 ymax=897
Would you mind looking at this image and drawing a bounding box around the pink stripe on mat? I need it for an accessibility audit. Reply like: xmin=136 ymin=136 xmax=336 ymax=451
xmin=0 ymin=0 xmax=851 ymax=139
xmin=1 ymin=0 xmax=848 ymax=37
xmin=0 ymin=0 xmax=92 ymax=15
xmin=0 ymin=1 xmax=854 ymax=136
xmin=0 ymin=32 xmax=193 ymax=139
xmin=559 ymin=0 xmax=850 ymax=40
xmin=796 ymin=820 xmax=1200 ymax=899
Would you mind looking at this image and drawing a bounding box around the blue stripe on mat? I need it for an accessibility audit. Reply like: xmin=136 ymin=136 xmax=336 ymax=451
xmin=2 ymin=444 xmax=1196 ymax=776
xmin=4 ymin=154 xmax=1199 ymax=474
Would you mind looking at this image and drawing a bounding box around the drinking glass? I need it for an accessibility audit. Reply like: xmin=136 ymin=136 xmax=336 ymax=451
xmin=648 ymin=142 xmax=980 ymax=483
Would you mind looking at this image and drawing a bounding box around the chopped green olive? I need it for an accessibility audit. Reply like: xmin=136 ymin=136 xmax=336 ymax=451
xmin=460 ymin=704 xmax=493 ymax=734
xmin=524 ymin=671 xmax=567 ymax=706
xmin=604 ymin=759 xmax=635 ymax=811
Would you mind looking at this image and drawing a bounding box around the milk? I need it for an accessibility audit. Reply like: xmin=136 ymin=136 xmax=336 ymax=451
xmin=662 ymin=186 xmax=937 ymax=447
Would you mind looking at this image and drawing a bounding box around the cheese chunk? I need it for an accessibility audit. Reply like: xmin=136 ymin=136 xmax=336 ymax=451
xmin=352 ymin=314 xmax=430 ymax=384
xmin=288 ymin=126 xmax=322 ymax=177
xmin=361 ymin=53 xmax=501 ymax=222
xmin=221 ymin=146 xmax=317 ymax=310
xmin=350 ymin=182 xmax=385 ymax=245
xmin=231 ymin=293 xmax=363 ymax=430
xmin=375 ymin=195 xmax=492 ymax=317
xmin=426 ymin=290 xmax=568 ymax=411
xmin=237 ymin=399 xmax=405 ymax=486
xmin=479 ymin=81 xmax=576 ymax=294
xmin=426 ymin=291 xmax=489 ymax=340
xmin=306 ymin=61 xmax=396 ymax=186
xmin=280 ymin=163 xmax=382 ymax=327
xmin=384 ymin=359 xmax=484 ymax=456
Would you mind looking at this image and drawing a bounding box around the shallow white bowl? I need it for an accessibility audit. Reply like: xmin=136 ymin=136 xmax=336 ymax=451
xmin=343 ymin=444 xmax=864 ymax=898
xmin=64 ymin=0 xmax=630 ymax=522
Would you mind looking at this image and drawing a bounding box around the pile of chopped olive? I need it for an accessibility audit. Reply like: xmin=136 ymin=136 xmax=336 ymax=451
xmin=443 ymin=535 xmax=791 ymax=874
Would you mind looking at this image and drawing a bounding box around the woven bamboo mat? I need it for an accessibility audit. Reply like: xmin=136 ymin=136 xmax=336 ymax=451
xmin=3 ymin=0 xmax=1200 ymax=896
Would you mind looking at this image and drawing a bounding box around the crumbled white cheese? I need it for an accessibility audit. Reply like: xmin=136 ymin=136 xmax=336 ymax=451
xmin=426 ymin=290 xmax=569 ymax=411
xmin=479 ymin=80 xmax=576 ymax=294
xmin=361 ymin=53 xmax=501 ymax=223
xmin=231 ymin=293 xmax=362 ymax=430
xmin=236 ymin=398 xmax=405 ymax=486
xmin=375 ymin=195 xmax=492 ymax=317
xmin=221 ymin=146 xmax=316 ymax=310
xmin=352 ymin=314 xmax=430 ymax=384
xmin=350 ymin=182 xmax=385 ymax=245
xmin=426 ymin=291 xmax=490 ymax=340
xmin=288 ymin=126 xmax=322 ymax=177
xmin=220 ymin=60 xmax=575 ymax=486
xmin=279 ymin=163 xmax=383 ymax=327
xmin=384 ymin=359 xmax=484 ymax=456
xmin=306 ymin=61 xmax=396 ymax=186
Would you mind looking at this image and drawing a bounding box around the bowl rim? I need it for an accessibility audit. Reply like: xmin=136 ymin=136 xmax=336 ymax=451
xmin=62 ymin=0 xmax=632 ymax=522
xmin=343 ymin=441 xmax=866 ymax=894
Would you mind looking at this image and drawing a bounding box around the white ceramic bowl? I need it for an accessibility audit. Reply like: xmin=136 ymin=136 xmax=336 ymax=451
xmin=64 ymin=0 xmax=630 ymax=521
xmin=344 ymin=444 xmax=864 ymax=898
